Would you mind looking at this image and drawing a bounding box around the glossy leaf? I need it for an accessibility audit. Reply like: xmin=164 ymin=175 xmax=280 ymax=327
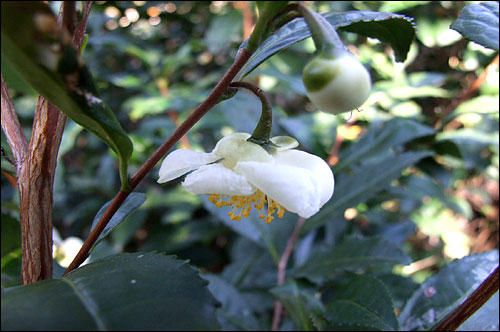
xmin=270 ymin=280 xmax=324 ymax=331
xmin=457 ymin=291 xmax=499 ymax=331
xmin=323 ymin=275 xmax=399 ymax=331
xmin=303 ymin=150 xmax=434 ymax=233
xmin=89 ymin=193 xmax=147 ymax=252
xmin=451 ymin=2 xmax=499 ymax=51
xmin=293 ymin=236 xmax=411 ymax=283
xmin=236 ymin=10 xmax=416 ymax=80
xmin=399 ymin=250 xmax=499 ymax=330
xmin=202 ymin=274 xmax=262 ymax=331
xmin=1 ymin=252 xmax=220 ymax=331
xmin=1 ymin=2 xmax=133 ymax=189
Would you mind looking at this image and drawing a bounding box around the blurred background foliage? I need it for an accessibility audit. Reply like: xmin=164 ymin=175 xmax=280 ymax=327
xmin=1 ymin=1 xmax=498 ymax=330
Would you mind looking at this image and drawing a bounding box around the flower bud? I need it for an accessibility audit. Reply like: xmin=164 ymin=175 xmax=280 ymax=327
xmin=302 ymin=52 xmax=371 ymax=115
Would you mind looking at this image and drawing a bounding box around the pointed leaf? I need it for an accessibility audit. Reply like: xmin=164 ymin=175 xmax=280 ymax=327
xmin=324 ymin=275 xmax=399 ymax=331
xmin=293 ymin=236 xmax=411 ymax=283
xmin=399 ymin=250 xmax=499 ymax=331
xmin=1 ymin=2 xmax=133 ymax=189
xmin=236 ymin=10 xmax=416 ymax=80
xmin=451 ymin=2 xmax=499 ymax=51
xmin=303 ymin=150 xmax=434 ymax=233
xmin=1 ymin=252 xmax=220 ymax=331
xmin=89 ymin=193 xmax=146 ymax=252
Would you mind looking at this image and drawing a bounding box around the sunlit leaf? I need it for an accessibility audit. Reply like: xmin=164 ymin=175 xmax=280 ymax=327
xmin=451 ymin=2 xmax=499 ymax=51
xmin=399 ymin=250 xmax=499 ymax=330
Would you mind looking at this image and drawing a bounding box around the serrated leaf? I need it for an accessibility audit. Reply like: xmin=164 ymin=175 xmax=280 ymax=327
xmin=451 ymin=2 xmax=499 ymax=51
xmin=398 ymin=250 xmax=499 ymax=331
xmin=303 ymin=150 xmax=434 ymax=233
xmin=293 ymin=236 xmax=411 ymax=283
xmin=89 ymin=193 xmax=146 ymax=252
xmin=236 ymin=10 xmax=416 ymax=80
xmin=1 ymin=252 xmax=220 ymax=331
xmin=335 ymin=117 xmax=436 ymax=173
xmin=1 ymin=2 xmax=133 ymax=189
xmin=202 ymin=274 xmax=261 ymax=331
xmin=324 ymin=275 xmax=399 ymax=331
xmin=270 ymin=280 xmax=324 ymax=331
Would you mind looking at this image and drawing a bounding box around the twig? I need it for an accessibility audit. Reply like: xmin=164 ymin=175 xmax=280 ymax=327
xmin=63 ymin=49 xmax=253 ymax=276
xmin=433 ymin=265 xmax=499 ymax=331
xmin=271 ymin=217 xmax=306 ymax=331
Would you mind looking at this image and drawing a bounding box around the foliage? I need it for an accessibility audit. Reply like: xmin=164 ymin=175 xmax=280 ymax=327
xmin=1 ymin=1 xmax=498 ymax=331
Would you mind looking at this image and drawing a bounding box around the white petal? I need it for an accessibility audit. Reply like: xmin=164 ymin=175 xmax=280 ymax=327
xmin=274 ymin=150 xmax=334 ymax=206
xmin=234 ymin=161 xmax=322 ymax=218
xmin=270 ymin=136 xmax=299 ymax=151
xmin=158 ymin=149 xmax=218 ymax=183
xmin=182 ymin=163 xmax=256 ymax=195
xmin=213 ymin=132 xmax=273 ymax=168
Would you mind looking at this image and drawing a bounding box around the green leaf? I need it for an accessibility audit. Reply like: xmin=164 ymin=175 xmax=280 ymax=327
xmin=457 ymin=291 xmax=499 ymax=331
xmin=335 ymin=117 xmax=435 ymax=173
xmin=1 ymin=2 xmax=133 ymax=189
xmin=451 ymin=2 xmax=499 ymax=51
xmin=303 ymin=150 xmax=434 ymax=233
xmin=293 ymin=236 xmax=411 ymax=283
xmin=1 ymin=252 xmax=220 ymax=331
xmin=202 ymin=274 xmax=262 ymax=331
xmin=236 ymin=10 xmax=416 ymax=80
xmin=1 ymin=213 xmax=21 ymax=258
xmin=323 ymin=275 xmax=399 ymax=331
xmin=270 ymin=280 xmax=324 ymax=331
xmin=398 ymin=250 xmax=499 ymax=330
xmin=89 ymin=193 xmax=146 ymax=252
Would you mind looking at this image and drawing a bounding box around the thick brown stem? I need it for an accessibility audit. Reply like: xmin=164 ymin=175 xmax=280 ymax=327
xmin=63 ymin=49 xmax=253 ymax=276
xmin=16 ymin=1 xmax=92 ymax=284
xmin=433 ymin=265 xmax=499 ymax=331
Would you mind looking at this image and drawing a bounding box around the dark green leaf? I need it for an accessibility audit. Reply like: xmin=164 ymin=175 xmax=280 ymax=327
xmin=1 ymin=2 xmax=133 ymax=189
xmin=1 ymin=252 xmax=220 ymax=331
xmin=293 ymin=236 xmax=411 ymax=283
xmin=398 ymin=250 xmax=499 ymax=330
xmin=1 ymin=213 xmax=21 ymax=258
xmin=202 ymin=274 xmax=262 ymax=331
xmin=303 ymin=150 xmax=434 ymax=233
xmin=270 ymin=280 xmax=324 ymax=331
xmin=335 ymin=117 xmax=436 ymax=173
xmin=236 ymin=10 xmax=416 ymax=80
xmin=89 ymin=193 xmax=146 ymax=252
xmin=324 ymin=275 xmax=399 ymax=331
xmin=451 ymin=2 xmax=499 ymax=51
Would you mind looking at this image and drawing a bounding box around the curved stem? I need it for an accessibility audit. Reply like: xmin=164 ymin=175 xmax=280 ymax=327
xmin=228 ymin=81 xmax=273 ymax=142
xmin=63 ymin=49 xmax=253 ymax=276
xmin=287 ymin=3 xmax=344 ymax=57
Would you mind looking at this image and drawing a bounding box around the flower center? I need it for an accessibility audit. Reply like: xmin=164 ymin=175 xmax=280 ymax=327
xmin=208 ymin=190 xmax=286 ymax=223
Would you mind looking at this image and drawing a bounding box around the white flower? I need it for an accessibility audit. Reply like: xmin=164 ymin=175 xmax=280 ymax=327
xmin=158 ymin=133 xmax=334 ymax=223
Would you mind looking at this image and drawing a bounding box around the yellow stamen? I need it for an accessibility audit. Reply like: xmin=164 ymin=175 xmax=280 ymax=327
xmin=207 ymin=190 xmax=287 ymax=223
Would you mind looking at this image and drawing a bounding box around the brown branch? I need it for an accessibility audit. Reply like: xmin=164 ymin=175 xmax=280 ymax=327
xmin=1 ymin=74 xmax=29 ymax=166
xmin=63 ymin=49 xmax=253 ymax=276
xmin=271 ymin=217 xmax=306 ymax=331
xmin=17 ymin=1 xmax=92 ymax=284
xmin=433 ymin=265 xmax=499 ymax=331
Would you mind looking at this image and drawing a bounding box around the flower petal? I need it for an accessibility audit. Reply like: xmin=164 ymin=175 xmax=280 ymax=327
xmin=274 ymin=150 xmax=334 ymax=207
xmin=234 ymin=161 xmax=323 ymax=218
xmin=270 ymin=136 xmax=299 ymax=151
xmin=213 ymin=132 xmax=273 ymax=168
xmin=182 ymin=163 xmax=256 ymax=195
xmin=158 ymin=149 xmax=218 ymax=183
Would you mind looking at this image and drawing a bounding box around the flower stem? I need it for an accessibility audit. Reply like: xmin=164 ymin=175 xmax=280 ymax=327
xmin=228 ymin=81 xmax=273 ymax=144
xmin=288 ymin=3 xmax=344 ymax=57
xmin=63 ymin=49 xmax=253 ymax=276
